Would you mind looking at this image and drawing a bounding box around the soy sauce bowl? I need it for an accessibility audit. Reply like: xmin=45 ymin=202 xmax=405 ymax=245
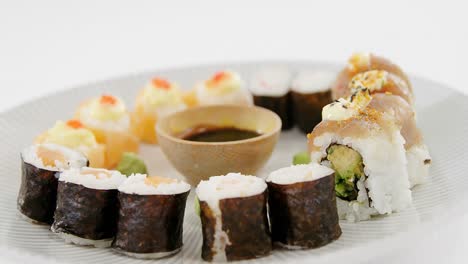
xmin=156 ymin=105 xmax=282 ymax=186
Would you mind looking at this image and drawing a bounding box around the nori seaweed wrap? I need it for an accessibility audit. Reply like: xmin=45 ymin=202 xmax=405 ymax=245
xmin=249 ymin=67 xmax=294 ymax=130
xmin=266 ymin=164 xmax=341 ymax=249
xmin=51 ymin=167 xmax=126 ymax=247
xmin=17 ymin=144 xmax=88 ymax=224
xmin=196 ymin=173 xmax=271 ymax=261
xmin=113 ymin=174 xmax=191 ymax=259
xmin=291 ymin=70 xmax=335 ymax=134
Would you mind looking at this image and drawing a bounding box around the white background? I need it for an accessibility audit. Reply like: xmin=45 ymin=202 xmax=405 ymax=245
xmin=0 ymin=0 xmax=467 ymax=263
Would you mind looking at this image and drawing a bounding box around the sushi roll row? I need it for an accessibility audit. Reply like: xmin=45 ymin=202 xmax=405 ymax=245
xmin=307 ymin=53 xmax=431 ymax=221
xmin=196 ymin=166 xmax=341 ymax=262
xmin=18 ymin=144 xmax=191 ymax=258
xmin=249 ymin=67 xmax=336 ymax=133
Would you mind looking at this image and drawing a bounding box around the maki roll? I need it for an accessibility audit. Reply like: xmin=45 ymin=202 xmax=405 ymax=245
xmin=332 ymin=52 xmax=412 ymax=100
xmin=75 ymin=94 xmax=139 ymax=169
xmin=347 ymin=70 xmax=414 ymax=106
xmin=51 ymin=167 xmax=126 ymax=247
xmin=266 ymin=164 xmax=341 ymax=249
xmin=113 ymin=174 xmax=190 ymax=259
xmin=18 ymin=144 xmax=88 ymax=224
xmin=309 ymin=89 xmax=412 ymax=221
xmin=194 ymin=71 xmax=253 ymax=106
xmin=291 ymin=70 xmax=335 ymax=133
xmin=368 ymin=93 xmax=431 ymax=187
xmin=196 ymin=173 xmax=271 ymax=262
xmin=249 ymin=66 xmax=294 ymax=130
xmin=131 ymin=78 xmax=187 ymax=144
xmin=35 ymin=120 xmax=107 ymax=168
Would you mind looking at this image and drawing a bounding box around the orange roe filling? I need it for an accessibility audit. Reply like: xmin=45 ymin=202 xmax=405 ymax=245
xmin=144 ymin=176 xmax=176 ymax=187
xmin=206 ymin=71 xmax=229 ymax=88
xmin=37 ymin=145 xmax=66 ymax=167
xmin=100 ymin=94 xmax=117 ymax=105
xmin=152 ymin=78 xmax=171 ymax=90
xmin=66 ymin=120 xmax=84 ymax=129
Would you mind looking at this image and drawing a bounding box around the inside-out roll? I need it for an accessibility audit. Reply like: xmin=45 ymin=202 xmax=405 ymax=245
xmin=113 ymin=174 xmax=191 ymax=259
xmin=368 ymin=93 xmax=431 ymax=187
xmin=195 ymin=71 xmax=253 ymax=106
xmin=196 ymin=173 xmax=271 ymax=262
xmin=332 ymin=52 xmax=412 ymax=100
xmin=18 ymin=144 xmax=88 ymax=224
xmin=291 ymin=70 xmax=334 ymax=133
xmin=309 ymin=89 xmax=412 ymax=222
xmin=266 ymin=164 xmax=341 ymax=249
xmin=51 ymin=167 xmax=126 ymax=247
xmin=249 ymin=66 xmax=293 ymax=129
xmin=76 ymin=94 xmax=139 ymax=168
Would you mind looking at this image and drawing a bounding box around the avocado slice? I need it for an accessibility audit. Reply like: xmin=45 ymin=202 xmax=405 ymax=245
xmin=326 ymin=145 xmax=365 ymax=201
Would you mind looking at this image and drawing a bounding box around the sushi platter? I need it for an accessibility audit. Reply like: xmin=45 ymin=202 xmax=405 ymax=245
xmin=1 ymin=55 xmax=468 ymax=263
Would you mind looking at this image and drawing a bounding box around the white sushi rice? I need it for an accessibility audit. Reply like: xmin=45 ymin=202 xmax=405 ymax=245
xmin=59 ymin=167 xmax=126 ymax=190
xmin=249 ymin=66 xmax=292 ymax=97
xmin=118 ymin=173 xmax=191 ymax=195
xmin=311 ymin=131 xmax=412 ymax=222
xmin=114 ymin=248 xmax=181 ymax=259
xmin=21 ymin=143 xmax=88 ymax=171
xmin=52 ymin=231 xmax=113 ymax=248
xmin=196 ymin=173 xmax=267 ymax=262
xmin=407 ymin=144 xmax=431 ymax=188
xmin=291 ymin=70 xmax=336 ymax=94
xmin=266 ymin=163 xmax=334 ymax=185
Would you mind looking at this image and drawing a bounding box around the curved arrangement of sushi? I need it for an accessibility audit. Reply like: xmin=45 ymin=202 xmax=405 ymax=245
xmin=15 ymin=53 xmax=431 ymax=260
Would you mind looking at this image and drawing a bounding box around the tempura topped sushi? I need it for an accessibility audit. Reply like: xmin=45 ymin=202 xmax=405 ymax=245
xmin=348 ymin=70 xmax=413 ymax=105
xmin=132 ymin=78 xmax=187 ymax=144
xmin=195 ymin=71 xmax=253 ymax=106
xmin=36 ymin=120 xmax=106 ymax=168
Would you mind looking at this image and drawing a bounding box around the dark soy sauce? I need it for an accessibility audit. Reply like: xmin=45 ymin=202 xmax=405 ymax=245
xmin=179 ymin=125 xmax=261 ymax=142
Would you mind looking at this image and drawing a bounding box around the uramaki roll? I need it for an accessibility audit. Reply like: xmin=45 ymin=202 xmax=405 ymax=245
xmin=194 ymin=71 xmax=253 ymax=106
xmin=35 ymin=120 xmax=106 ymax=168
xmin=196 ymin=173 xmax=271 ymax=262
xmin=75 ymin=94 xmax=139 ymax=169
xmin=368 ymin=93 xmax=431 ymax=187
xmin=310 ymin=89 xmax=412 ymax=222
xmin=113 ymin=174 xmax=191 ymax=259
xmin=18 ymin=144 xmax=88 ymax=224
xmin=332 ymin=52 xmax=412 ymax=100
xmin=51 ymin=167 xmax=126 ymax=247
xmin=267 ymin=164 xmax=341 ymax=249
xmin=249 ymin=66 xmax=293 ymax=130
xmin=131 ymin=78 xmax=187 ymax=144
xmin=291 ymin=70 xmax=335 ymax=134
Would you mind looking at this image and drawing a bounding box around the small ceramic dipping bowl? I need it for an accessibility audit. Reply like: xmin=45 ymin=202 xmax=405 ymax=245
xmin=156 ymin=105 xmax=282 ymax=185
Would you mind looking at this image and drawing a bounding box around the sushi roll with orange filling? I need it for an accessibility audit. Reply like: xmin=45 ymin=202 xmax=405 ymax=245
xmin=75 ymin=94 xmax=139 ymax=169
xmin=131 ymin=78 xmax=187 ymax=144
xmin=291 ymin=70 xmax=335 ymax=133
xmin=113 ymin=174 xmax=190 ymax=259
xmin=194 ymin=71 xmax=253 ymax=106
xmin=51 ymin=167 xmax=126 ymax=247
xmin=332 ymin=52 xmax=412 ymax=100
xmin=18 ymin=144 xmax=88 ymax=224
xmin=35 ymin=120 xmax=106 ymax=168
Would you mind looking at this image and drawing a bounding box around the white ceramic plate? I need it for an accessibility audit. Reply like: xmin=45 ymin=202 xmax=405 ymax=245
xmin=1 ymin=61 xmax=467 ymax=264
